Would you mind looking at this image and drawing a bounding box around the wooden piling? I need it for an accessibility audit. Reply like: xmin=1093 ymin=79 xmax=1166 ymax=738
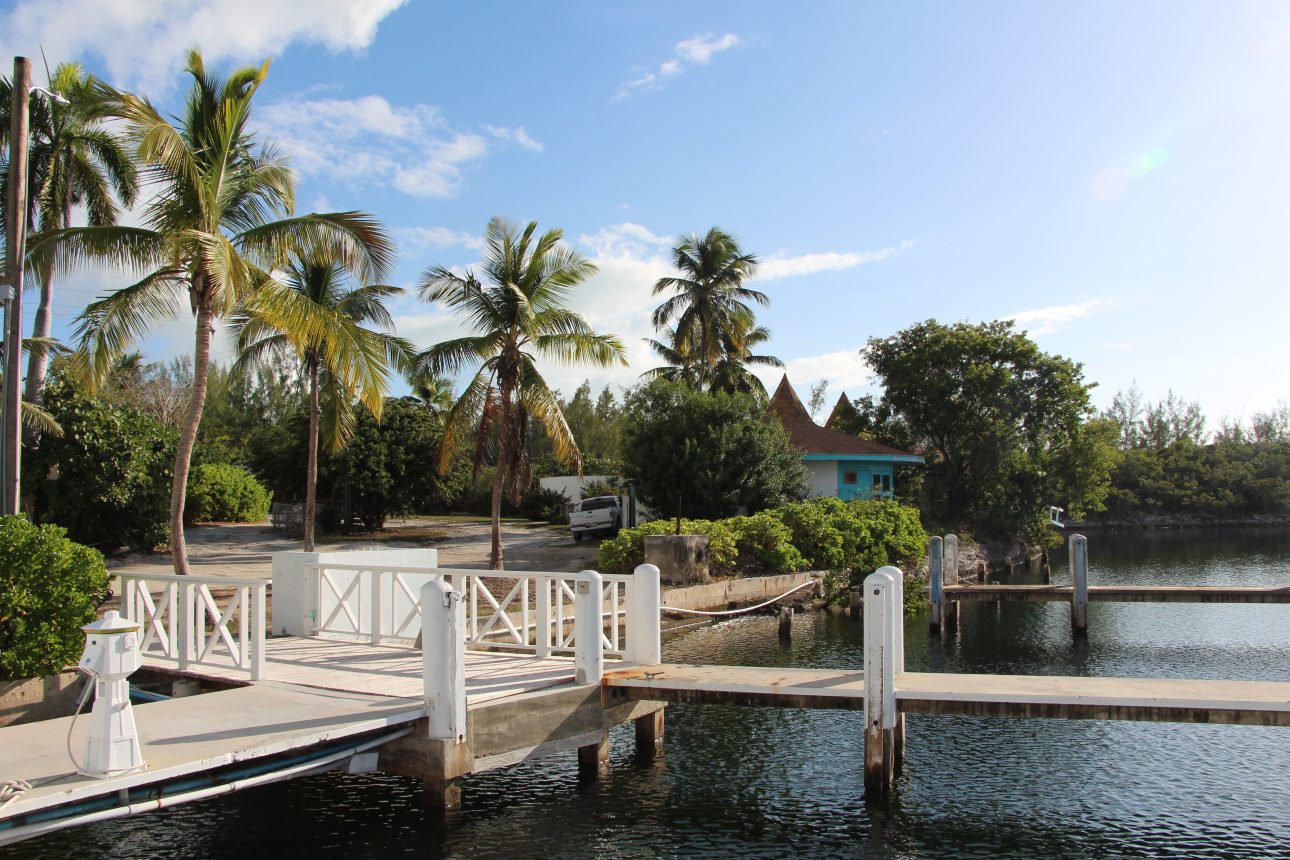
xmin=778 ymin=605 xmax=793 ymax=639
xmin=634 ymin=709 xmax=665 ymax=759
xmin=1069 ymin=533 xmax=1088 ymax=634
xmin=863 ymin=570 xmax=898 ymax=797
xmin=976 ymin=561 xmax=987 ymax=584
xmin=578 ymin=730 xmax=610 ymax=778
xmin=849 ymin=588 xmax=862 ymax=619
xmin=1042 ymin=562 xmax=1052 ymax=584
xmin=928 ymin=536 xmax=944 ymax=632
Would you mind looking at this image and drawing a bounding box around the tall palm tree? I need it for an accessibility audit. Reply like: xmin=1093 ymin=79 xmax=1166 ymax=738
xmin=27 ymin=50 xmax=392 ymax=574
xmin=233 ymin=247 xmax=410 ymax=551
xmin=407 ymin=367 xmax=456 ymax=418
xmin=417 ymin=216 xmax=626 ymax=568
xmin=707 ymin=309 xmax=783 ymax=397
xmin=0 ymin=63 xmax=139 ymax=407
xmin=650 ymin=227 xmax=766 ymax=382
xmin=642 ymin=325 xmax=702 ymax=388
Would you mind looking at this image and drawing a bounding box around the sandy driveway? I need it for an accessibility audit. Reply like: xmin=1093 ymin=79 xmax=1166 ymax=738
xmin=109 ymin=518 xmax=604 ymax=580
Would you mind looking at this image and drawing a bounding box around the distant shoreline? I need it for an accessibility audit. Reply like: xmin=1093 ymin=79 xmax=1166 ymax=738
xmin=1069 ymin=513 xmax=1290 ymax=530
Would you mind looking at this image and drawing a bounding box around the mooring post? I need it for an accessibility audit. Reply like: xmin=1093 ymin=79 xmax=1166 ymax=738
xmin=849 ymin=587 xmax=862 ymax=619
xmin=574 ymin=570 xmax=605 ymax=685
xmin=401 ymin=578 xmax=468 ymax=810
xmin=976 ymin=561 xmax=986 ymax=584
xmin=876 ymin=565 xmax=906 ymax=775
xmin=928 ymin=536 xmax=944 ymax=632
xmin=1069 ymin=533 xmax=1089 ymax=634
xmin=863 ymin=569 xmax=897 ymax=797
xmin=778 ymin=605 xmax=793 ymax=639
xmin=627 ymin=564 xmax=662 ymax=665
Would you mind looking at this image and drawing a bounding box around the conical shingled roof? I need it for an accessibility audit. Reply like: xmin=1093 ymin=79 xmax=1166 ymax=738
xmin=766 ymin=375 xmax=918 ymax=458
xmin=825 ymin=392 xmax=858 ymax=430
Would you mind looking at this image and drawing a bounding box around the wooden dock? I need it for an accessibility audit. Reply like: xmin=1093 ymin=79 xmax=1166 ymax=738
xmin=930 ymin=533 xmax=1290 ymax=633
xmin=605 ymin=664 xmax=1290 ymax=725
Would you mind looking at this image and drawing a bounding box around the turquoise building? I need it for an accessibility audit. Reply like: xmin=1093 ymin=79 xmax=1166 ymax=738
xmin=767 ymin=376 xmax=923 ymax=500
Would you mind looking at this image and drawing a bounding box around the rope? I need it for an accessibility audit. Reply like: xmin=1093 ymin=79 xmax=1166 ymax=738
xmin=0 ymin=780 xmax=32 ymax=809
xmin=660 ymin=580 xmax=819 ymax=617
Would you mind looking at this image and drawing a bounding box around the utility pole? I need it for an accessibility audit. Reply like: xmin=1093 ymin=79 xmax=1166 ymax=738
xmin=3 ymin=56 xmax=31 ymax=516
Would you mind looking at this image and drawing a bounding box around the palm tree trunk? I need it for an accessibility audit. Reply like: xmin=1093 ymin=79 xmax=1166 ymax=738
xmin=23 ymin=264 xmax=54 ymax=405
xmin=489 ymin=383 xmax=512 ymax=570
xmin=169 ymin=299 xmax=213 ymax=575
xmin=304 ymin=357 xmax=320 ymax=552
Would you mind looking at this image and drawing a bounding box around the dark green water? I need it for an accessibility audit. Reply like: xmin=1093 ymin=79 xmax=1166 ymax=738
xmin=10 ymin=529 xmax=1290 ymax=858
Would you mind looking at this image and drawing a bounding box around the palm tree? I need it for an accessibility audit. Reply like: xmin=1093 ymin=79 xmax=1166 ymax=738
xmin=407 ymin=367 xmax=456 ymax=418
xmin=417 ymin=217 xmax=626 ymax=568
xmin=27 ymin=50 xmax=392 ymax=574
xmin=707 ymin=309 xmax=783 ymax=397
xmin=233 ymin=247 xmax=410 ymax=551
xmin=0 ymin=63 xmax=139 ymax=407
xmin=642 ymin=325 xmax=702 ymax=388
xmin=650 ymin=227 xmax=766 ymax=383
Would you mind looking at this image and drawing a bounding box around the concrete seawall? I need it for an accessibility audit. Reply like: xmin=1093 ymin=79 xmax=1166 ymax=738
xmin=661 ymin=572 xmax=822 ymax=613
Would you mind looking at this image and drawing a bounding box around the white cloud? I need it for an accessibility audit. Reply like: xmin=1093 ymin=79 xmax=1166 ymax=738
xmin=259 ymin=95 xmax=492 ymax=198
xmin=484 ymin=125 xmax=545 ymax=153
xmin=614 ymin=32 xmax=741 ymax=102
xmin=753 ymin=349 xmax=874 ymax=406
xmin=0 ymin=0 xmax=407 ymax=94
xmin=1008 ymin=298 xmax=1114 ymax=335
xmin=755 ymin=239 xmax=916 ymax=281
xmin=395 ymin=226 xmax=484 ymax=257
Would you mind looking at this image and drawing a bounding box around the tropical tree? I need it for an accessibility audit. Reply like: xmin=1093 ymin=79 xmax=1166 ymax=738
xmin=650 ymin=227 xmax=765 ymax=385
xmin=233 ymin=247 xmax=410 ymax=550
xmin=705 ymin=309 xmax=782 ymax=397
xmin=0 ymin=63 xmax=139 ymax=406
xmin=417 ymin=216 xmax=626 ymax=568
xmin=27 ymin=50 xmax=392 ymax=574
xmin=407 ymin=367 xmax=456 ymax=418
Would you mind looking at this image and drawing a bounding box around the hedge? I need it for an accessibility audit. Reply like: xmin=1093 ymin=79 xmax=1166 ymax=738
xmin=186 ymin=463 xmax=273 ymax=523
xmin=0 ymin=516 xmax=110 ymax=679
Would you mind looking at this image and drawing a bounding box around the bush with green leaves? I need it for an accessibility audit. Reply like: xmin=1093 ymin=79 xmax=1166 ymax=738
xmin=598 ymin=498 xmax=926 ymax=581
xmin=0 ymin=516 xmax=110 ymax=680
xmin=517 ymin=485 xmax=570 ymax=524
xmin=580 ymin=479 xmax=620 ymax=500
xmin=186 ymin=463 xmax=272 ymax=523
xmin=28 ymin=372 xmax=175 ymax=550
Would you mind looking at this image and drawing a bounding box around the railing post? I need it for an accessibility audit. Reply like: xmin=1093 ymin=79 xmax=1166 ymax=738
xmin=574 ymin=569 xmax=604 ymax=685
xmin=370 ymin=569 xmax=382 ymax=645
xmin=627 ymin=564 xmax=662 ymax=665
xmin=863 ymin=569 xmax=897 ymax=798
xmin=928 ymin=536 xmax=944 ymax=632
xmin=178 ymin=579 xmax=194 ymax=671
xmin=421 ymin=578 xmax=466 ymax=743
xmin=249 ymin=583 xmax=267 ymax=680
xmin=1069 ymin=533 xmax=1089 ymax=634
xmin=535 ymin=577 xmax=552 ymax=658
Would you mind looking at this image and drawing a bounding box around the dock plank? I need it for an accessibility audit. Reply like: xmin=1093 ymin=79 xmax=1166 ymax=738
xmin=0 ymin=683 xmax=422 ymax=821
xmin=604 ymin=664 xmax=1290 ymax=726
xmin=942 ymin=584 xmax=1290 ymax=603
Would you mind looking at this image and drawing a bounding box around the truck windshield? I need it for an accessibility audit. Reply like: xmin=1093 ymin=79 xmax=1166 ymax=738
xmin=579 ymin=498 xmax=617 ymax=511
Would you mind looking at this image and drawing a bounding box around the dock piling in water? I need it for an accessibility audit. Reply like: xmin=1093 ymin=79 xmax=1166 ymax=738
xmin=778 ymin=605 xmax=793 ymax=639
xmin=928 ymin=537 xmax=944 ymax=632
xmin=1069 ymin=534 xmax=1089 ymax=634
xmin=864 ymin=569 xmax=899 ymax=797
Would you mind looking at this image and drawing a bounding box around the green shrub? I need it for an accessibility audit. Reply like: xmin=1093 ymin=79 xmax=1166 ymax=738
xmin=0 ymin=516 xmax=110 ymax=680
xmin=729 ymin=513 xmax=805 ymax=573
xmin=186 ymin=464 xmax=272 ymax=523
xmin=773 ymin=498 xmax=848 ymax=570
xmin=517 ymin=485 xmax=570 ymax=524
xmin=580 ymin=479 xmax=620 ymax=500
xmin=28 ymin=373 xmax=174 ymax=550
xmin=597 ymin=518 xmax=739 ymax=574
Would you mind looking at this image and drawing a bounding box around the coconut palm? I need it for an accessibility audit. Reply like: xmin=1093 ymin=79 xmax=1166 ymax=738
xmin=27 ymin=50 xmax=392 ymax=574
xmin=642 ymin=325 xmax=702 ymax=388
xmin=417 ymin=216 xmax=626 ymax=568
xmin=650 ymin=227 xmax=766 ymax=380
xmin=233 ymin=247 xmax=411 ymax=551
xmin=407 ymin=367 xmax=456 ymax=418
xmin=707 ymin=309 xmax=783 ymax=397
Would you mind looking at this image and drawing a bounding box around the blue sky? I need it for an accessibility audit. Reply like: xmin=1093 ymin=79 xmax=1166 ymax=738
xmin=3 ymin=0 xmax=1287 ymax=426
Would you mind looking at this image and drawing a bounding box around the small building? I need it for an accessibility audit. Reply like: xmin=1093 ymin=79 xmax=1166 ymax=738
xmin=766 ymin=375 xmax=923 ymax=500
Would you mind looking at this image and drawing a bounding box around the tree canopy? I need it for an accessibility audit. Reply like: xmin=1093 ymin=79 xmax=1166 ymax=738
xmin=862 ymin=319 xmax=1114 ymax=538
xmin=621 ymin=380 xmax=808 ymax=529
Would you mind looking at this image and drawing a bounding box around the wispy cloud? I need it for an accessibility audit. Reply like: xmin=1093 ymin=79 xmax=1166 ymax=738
xmin=395 ymin=226 xmax=483 ymax=256
xmin=259 ymin=95 xmax=536 ymax=198
xmin=755 ymin=239 xmax=916 ymax=281
xmin=0 ymin=0 xmax=407 ymax=94
xmin=483 ymin=124 xmax=545 ymax=153
xmin=613 ymin=33 xmax=741 ymax=102
xmin=1008 ymin=298 xmax=1114 ymax=335
xmin=753 ymin=349 xmax=874 ymax=407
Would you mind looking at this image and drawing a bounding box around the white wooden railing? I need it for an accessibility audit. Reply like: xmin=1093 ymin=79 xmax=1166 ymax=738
xmin=304 ymin=563 xmax=641 ymax=659
xmin=118 ymin=572 xmax=268 ymax=680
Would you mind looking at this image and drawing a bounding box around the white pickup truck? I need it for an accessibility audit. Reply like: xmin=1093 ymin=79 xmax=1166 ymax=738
xmin=569 ymin=496 xmax=622 ymax=541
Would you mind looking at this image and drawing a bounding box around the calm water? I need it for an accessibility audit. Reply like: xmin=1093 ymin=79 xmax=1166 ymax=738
xmin=9 ymin=529 xmax=1290 ymax=859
